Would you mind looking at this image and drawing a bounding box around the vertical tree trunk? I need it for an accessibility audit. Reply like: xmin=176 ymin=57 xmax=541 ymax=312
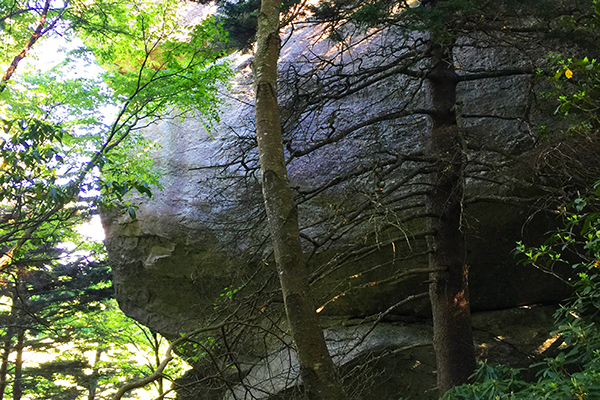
xmin=11 ymin=275 xmax=27 ymax=400
xmin=151 ymin=332 xmax=163 ymax=397
xmin=0 ymin=287 xmax=17 ymax=400
xmin=12 ymin=329 xmax=24 ymax=400
xmin=87 ymin=345 xmax=104 ymax=400
xmin=426 ymin=42 xmax=477 ymax=396
xmin=253 ymin=1 xmax=346 ymax=399
xmin=0 ymin=327 xmax=14 ymax=400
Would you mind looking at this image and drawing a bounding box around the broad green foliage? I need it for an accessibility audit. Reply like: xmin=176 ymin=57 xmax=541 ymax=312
xmin=80 ymin=0 xmax=230 ymax=122
xmin=0 ymin=105 xmax=95 ymax=256
xmin=551 ymin=55 xmax=600 ymax=135
xmin=0 ymin=0 xmax=230 ymax=398
xmin=541 ymin=0 xmax=600 ymax=136
xmin=0 ymin=0 xmax=231 ymax=252
xmin=0 ymin=0 xmax=40 ymax=62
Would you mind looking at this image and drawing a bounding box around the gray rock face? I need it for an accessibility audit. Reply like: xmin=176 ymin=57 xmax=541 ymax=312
xmin=101 ymin=9 xmax=581 ymax=399
xmin=103 ymin=17 xmax=571 ymax=335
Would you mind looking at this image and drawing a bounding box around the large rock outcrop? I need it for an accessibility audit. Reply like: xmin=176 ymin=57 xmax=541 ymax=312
xmin=101 ymin=6 xmax=588 ymax=399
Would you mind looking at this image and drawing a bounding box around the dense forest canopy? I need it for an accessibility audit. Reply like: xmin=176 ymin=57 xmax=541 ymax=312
xmin=0 ymin=0 xmax=600 ymax=399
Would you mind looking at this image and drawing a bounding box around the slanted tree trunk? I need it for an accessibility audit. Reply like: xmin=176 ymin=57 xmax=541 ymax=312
xmin=253 ymin=1 xmax=346 ymax=399
xmin=426 ymin=41 xmax=477 ymax=396
xmin=0 ymin=0 xmax=51 ymax=93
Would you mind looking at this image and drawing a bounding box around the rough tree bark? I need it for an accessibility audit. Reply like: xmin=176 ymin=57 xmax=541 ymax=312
xmin=252 ymin=1 xmax=347 ymax=399
xmin=425 ymin=40 xmax=477 ymax=395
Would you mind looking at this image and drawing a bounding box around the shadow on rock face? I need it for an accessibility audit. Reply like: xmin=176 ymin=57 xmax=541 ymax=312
xmin=174 ymin=305 xmax=559 ymax=400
